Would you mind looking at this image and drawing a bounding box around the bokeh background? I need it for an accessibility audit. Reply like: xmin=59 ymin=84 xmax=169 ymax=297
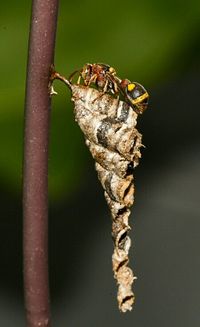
xmin=1 ymin=0 xmax=200 ymax=326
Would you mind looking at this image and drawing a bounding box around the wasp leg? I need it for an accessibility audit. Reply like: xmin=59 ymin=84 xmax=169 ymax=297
xmin=103 ymin=79 xmax=109 ymax=93
xmin=116 ymin=95 xmax=120 ymax=107
xmin=91 ymin=79 xmax=108 ymax=103
xmin=92 ymin=92 xmax=105 ymax=104
xmin=88 ymin=74 xmax=97 ymax=85
xmin=77 ymin=75 xmax=82 ymax=84
xmin=113 ymin=80 xmax=119 ymax=93
xmin=68 ymin=70 xmax=80 ymax=83
xmin=92 ymin=78 xmax=108 ymax=102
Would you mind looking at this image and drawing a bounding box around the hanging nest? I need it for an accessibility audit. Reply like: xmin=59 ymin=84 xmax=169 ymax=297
xmin=69 ymin=84 xmax=144 ymax=312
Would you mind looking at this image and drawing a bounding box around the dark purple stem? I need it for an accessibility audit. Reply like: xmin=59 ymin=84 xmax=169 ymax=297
xmin=23 ymin=1 xmax=59 ymax=326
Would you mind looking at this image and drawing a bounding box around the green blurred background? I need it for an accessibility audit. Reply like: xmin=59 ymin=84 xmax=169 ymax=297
xmin=1 ymin=0 xmax=200 ymax=200
xmin=0 ymin=0 xmax=200 ymax=326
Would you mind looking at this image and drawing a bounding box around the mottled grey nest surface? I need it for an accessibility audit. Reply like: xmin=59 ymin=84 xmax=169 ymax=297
xmin=71 ymin=85 xmax=143 ymax=312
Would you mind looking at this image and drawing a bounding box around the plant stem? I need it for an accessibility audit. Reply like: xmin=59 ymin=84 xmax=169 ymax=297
xmin=23 ymin=1 xmax=59 ymax=326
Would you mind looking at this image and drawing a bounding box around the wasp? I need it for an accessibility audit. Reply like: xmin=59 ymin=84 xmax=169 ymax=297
xmin=69 ymin=63 xmax=149 ymax=114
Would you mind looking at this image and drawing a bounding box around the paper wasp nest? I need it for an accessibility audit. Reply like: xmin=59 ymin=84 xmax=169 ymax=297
xmin=70 ymin=84 xmax=143 ymax=312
